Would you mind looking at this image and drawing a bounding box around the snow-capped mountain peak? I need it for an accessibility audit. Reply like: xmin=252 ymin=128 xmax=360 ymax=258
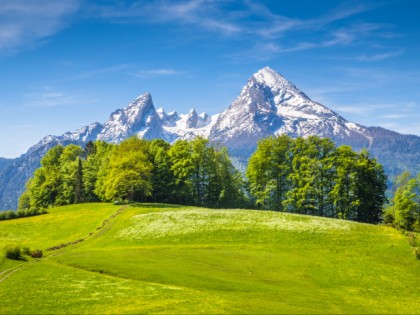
xmin=210 ymin=67 xmax=369 ymax=147
xmin=252 ymin=66 xmax=297 ymax=92
xmin=199 ymin=112 xmax=209 ymax=121
xmin=96 ymin=92 xmax=164 ymax=142
xmin=185 ymin=108 xmax=198 ymax=128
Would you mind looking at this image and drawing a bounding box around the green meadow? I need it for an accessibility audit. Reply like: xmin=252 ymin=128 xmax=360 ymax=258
xmin=0 ymin=203 xmax=419 ymax=314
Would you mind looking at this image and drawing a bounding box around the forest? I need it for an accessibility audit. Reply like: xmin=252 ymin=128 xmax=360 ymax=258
xmin=14 ymin=135 xmax=419 ymax=229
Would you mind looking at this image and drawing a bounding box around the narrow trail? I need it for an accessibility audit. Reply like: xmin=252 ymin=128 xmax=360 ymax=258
xmin=0 ymin=266 xmax=25 ymax=284
xmin=46 ymin=205 xmax=128 ymax=252
xmin=0 ymin=205 xmax=128 ymax=285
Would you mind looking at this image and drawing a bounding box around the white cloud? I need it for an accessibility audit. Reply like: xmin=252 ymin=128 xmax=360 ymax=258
xmin=129 ymin=68 xmax=185 ymax=78
xmin=0 ymin=0 xmax=79 ymax=52
xmin=356 ymin=50 xmax=404 ymax=61
xmin=88 ymin=0 xmax=379 ymax=39
xmin=381 ymin=114 xmax=410 ymax=119
xmin=89 ymin=0 xmax=242 ymax=35
xmin=73 ymin=64 xmax=129 ymax=79
xmin=333 ymin=103 xmax=397 ymax=116
xmin=24 ymin=87 xmax=95 ymax=108
xmin=82 ymin=1 xmax=397 ymax=64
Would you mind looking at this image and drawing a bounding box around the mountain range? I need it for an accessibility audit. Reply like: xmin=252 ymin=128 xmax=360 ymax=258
xmin=1 ymin=66 xmax=420 ymax=210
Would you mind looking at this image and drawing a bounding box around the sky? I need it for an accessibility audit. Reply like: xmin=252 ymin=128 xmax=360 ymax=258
xmin=0 ymin=0 xmax=419 ymax=158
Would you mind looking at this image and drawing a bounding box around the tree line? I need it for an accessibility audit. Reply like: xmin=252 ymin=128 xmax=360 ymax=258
xmin=19 ymin=135 xmax=390 ymax=224
xmin=246 ymin=135 xmax=387 ymax=224
xmin=18 ymin=137 xmax=246 ymax=211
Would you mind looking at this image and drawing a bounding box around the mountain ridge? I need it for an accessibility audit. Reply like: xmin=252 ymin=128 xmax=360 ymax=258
xmin=1 ymin=66 xmax=420 ymax=210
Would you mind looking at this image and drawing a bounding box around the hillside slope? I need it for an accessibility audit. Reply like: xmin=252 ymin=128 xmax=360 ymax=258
xmin=0 ymin=203 xmax=418 ymax=314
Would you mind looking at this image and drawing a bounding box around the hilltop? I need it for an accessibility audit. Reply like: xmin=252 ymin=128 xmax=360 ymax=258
xmin=0 ymin=203 xmax=418 ymax=314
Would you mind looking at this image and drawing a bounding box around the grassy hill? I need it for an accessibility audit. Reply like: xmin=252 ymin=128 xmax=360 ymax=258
xmin=0 ymin=203 xmax=419 ymax=314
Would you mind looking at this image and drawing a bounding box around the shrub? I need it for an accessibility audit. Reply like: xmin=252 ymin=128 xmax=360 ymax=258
xmin=407 ymin=232 xmax=416 ymax=246
xmin=31 ymin=249 xmax=43 ymax=258
xmin=0 ymin=210 xmax=15 ymax=220
xmin=0 ymin=208 xmax=48 ymax=221
xmin=114 ymin=200 xmax=127 ymax=205
xmin=4 ymin=244 xmax=21 ymax=260
xmin=22 ymin=246 xmax=31 ymax=255
xmin=414 ymin=248 xmax=420 ymax=260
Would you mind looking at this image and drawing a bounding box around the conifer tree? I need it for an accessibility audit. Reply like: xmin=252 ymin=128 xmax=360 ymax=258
xmin=74 ymin=157 xmax=83 ymax=204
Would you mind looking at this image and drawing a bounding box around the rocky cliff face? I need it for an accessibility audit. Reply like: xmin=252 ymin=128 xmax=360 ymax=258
xmin=1 ymin=66 xmax=420 ymax=210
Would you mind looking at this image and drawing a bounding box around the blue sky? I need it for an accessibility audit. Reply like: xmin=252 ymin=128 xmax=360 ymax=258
xmin=0 ymin=0 xmax=419 ymax=158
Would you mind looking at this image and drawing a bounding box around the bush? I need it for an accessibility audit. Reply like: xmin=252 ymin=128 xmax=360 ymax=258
xmin=414 ymin=248 xmax=420 ymax=260
xmin=31 ymin=249 xmax=43 ymax=258
xmin=0 ymin=210 xmax=17 ymax=220
xmin=0 ymin=208 xmax=48 ymax=221
xmin=22 ymin=246 xmax=31 ymax=255
xmin=4 ymin=244 xmax=21 ymax=260
xmin=407 ymin=232 xmax=416 ymax=246
xmin=114 ymin=200 xmax=128 ymax=205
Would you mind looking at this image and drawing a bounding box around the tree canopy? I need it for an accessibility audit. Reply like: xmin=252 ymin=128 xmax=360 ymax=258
xmin=246 ymin=136 xmax=387 ymax=223
xmin=19 ymin=135 xmax=390 ymax=225
xmin=20 ymin=137 xmax=246 ymax=210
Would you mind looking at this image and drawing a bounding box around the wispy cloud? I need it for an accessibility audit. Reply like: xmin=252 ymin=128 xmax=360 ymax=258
xmin=68 ymin=65 xmax=186 ymax=80
xmin=314 ymin=3 xmax=379 ymax=25
xmin=0 ymin=0 xmax=80 ymax=53
xmin=129 ymin=68 xmax=185 ymax=78
xmin=339 ymin=67 xmax=420 ymax=85
xmin=355 ymin=50 xmax=404 ymax=61
xmin=327 ymin=49 xmax=404 ymax=62
xmin=82 ymin=1 xmax=397 ymax=63
xmin=333 ymin=103 xmax=397 ymax=116
xmin=87 ymin=0 xmax=379 ymax=38
xmin=24 ymin=87 xmax=95 ymax=108
xmin=381 ymin=114 xmax=410 ymax=119
xmin=88 ymin=0 xmax=243 ymax=35
xmin=73 ymin=64 xmax=130 ymax=79
xmin=231 ymin=19 xmax=394 ymax=61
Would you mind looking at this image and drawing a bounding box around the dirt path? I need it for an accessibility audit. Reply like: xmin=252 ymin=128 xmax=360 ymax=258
xmin=0 ymin=205 xmax=128 ymax=284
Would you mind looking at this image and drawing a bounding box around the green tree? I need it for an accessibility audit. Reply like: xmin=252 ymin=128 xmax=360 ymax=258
xmin=25 ymin=145 xmax=64 ymax=209
xmin=148 ymin=139 xmax=175 ymax=203
xmin=18 ymin=179 xmax=32 ymax=210
xmin=353 ymin=150 xmax=387 ymax=224
xmin=97 ymin=138 xmax=153 ymax=202
xmin=285 ymin=137 xmax=337 ymax=216
xmin=247 ymin=136 xmax=292 ymax=211
xmin=74 ymin=157 xmax=84 ymax=203
xmin=330 ymin=146 xmax=358 ymax=220
xmin=168 ymin=140 xmax=194 ymax=204
xmin=215 ymin=147 xmax=246 ymax=207
xmin=385 ymin=172 xmax=420 ymax=231
xmin=84 ymin=141 xmax=113 ymax=202
xmin=56 ymin=144 xmax=84 ymax=205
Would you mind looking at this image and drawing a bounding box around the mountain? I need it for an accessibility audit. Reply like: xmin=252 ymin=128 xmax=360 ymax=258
xmin=1 ymin=66 xmax=420 ymax=210
xmin=211 ymin=67 xmax=367 ymax=144
xmin=0 ymin=158 xmax=12 ymax=172
xmin=210 ymin=67 xmax=420 ymax=174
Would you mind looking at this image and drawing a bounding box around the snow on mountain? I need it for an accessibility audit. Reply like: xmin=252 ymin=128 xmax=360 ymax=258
xmin=161 ymin=108 xmax=218 ymax=141
xmin=96 ymin=93 xmax=166 ymax=142
xmin=210 ymin=66 xmax=370 ymax=148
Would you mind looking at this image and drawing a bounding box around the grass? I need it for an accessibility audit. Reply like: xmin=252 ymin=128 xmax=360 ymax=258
xmin=0 ymin=203 xmax=419 ymax=314
xmin=0 ymin=203 xmax=119 ymax=271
